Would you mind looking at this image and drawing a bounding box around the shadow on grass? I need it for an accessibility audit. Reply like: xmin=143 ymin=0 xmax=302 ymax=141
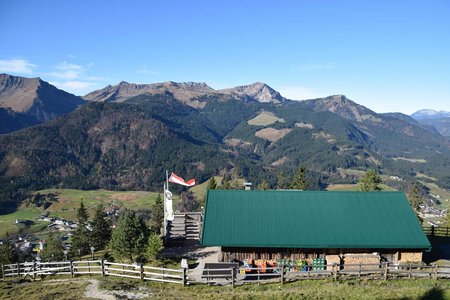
xmin=419 ymin=287 xmax=445 ymax=300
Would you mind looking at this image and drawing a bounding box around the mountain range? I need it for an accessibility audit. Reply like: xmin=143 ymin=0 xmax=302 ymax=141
xmin=411 ymin=109 xmax=450 ymax=137
xmin=1 ymin=74 xmax=449 ymax=213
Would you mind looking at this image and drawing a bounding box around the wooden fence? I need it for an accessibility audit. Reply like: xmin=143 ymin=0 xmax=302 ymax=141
xmin=0 ymin=260 xmax=185 ymax=285
xmin=185 ymin=262 xmax=450 ymax=286
xmin=3 ymin=260 xmax=448 ymax=287
xmin=423 ymin=226 xmax=450 ymax=237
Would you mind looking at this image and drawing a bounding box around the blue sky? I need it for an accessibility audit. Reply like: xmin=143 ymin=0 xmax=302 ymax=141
xmin=1 ymin=0 xmax=449 ymax=114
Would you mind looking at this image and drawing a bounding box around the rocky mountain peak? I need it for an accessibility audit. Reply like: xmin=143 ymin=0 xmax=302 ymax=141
xmin=0 ymin=73 xmax=84 ymax=121
xmin=219 ymin=82 xmax=285 ymax=103
xmin=301 ymin=94 xmax=381 ymax=123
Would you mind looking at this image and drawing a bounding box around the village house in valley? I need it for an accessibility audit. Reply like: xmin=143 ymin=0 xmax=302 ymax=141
xmin=201 ymin=190 xmax=431 ymax=269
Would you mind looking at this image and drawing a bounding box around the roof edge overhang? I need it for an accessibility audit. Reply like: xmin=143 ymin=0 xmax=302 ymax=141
xmin=201 ymin=243 xmax=431 ymax=250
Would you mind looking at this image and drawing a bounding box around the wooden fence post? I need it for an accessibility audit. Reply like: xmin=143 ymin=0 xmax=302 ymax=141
xmin=431 ymin=225 xmax=435 ymax=236
xmin=33 ymin=260 xmax=36 ymax=281
xmin=433 ymin=264 xmax=438 ymax=280
xmin=231 ymin=268 xmax=235 ymax=288
xmin=408 ymin=263 xmax=412 ymax=278
xmin=280 ymin=265 xmax=284 ymax=284
xmin=358 ymin=264 xmax=361 ymax=278
xmin=140 ymin=263 xmax=144 ymax=281
xmin=182 ymin=268 xmax=187 ymax=287
xmin=101 ymin=260 xmax=105 ymax=277
xmin=17 ymin=262 xmax=20 ymax=278
xmin=70 ymin=260 xmax=74 ymax=278
xmin=333 ymin=263 xmax=338 ymax=281
xmin=384 ymin=263 xmax=389 ymax=281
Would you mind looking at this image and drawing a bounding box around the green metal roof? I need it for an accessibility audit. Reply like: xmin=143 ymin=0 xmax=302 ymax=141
xmin=201 ymin=190 xmax=431 ymax=249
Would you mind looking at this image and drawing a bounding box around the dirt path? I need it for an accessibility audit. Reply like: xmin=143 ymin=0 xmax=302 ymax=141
xmin=84 ymin=279 xmax=151 ymax=300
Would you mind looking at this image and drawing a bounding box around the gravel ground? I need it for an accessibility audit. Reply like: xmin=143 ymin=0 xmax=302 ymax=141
xmin=84 ymin=279 xmax=151 ymax=300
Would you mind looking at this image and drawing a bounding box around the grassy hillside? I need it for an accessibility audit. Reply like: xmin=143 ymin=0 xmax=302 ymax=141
xmin=38 ymin=189 xmax=160 ymax=220
xmin=0 ymin=189 xmax=166 ymax=238
xmin=190 ymin=176 xmax=223 ymax=202
xmin=0 ymin=205 xmax=46 ymax=238
xmin=326 ymin=183 xmax=397 ymax=191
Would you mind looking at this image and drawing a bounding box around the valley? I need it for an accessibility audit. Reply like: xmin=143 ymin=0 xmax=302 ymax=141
xmin=1 ymin=74 xmax=450 ymax=231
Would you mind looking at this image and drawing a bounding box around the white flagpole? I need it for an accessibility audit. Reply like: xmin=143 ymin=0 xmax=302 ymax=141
xmin=163 ymin=170 xmax=168 ymax=238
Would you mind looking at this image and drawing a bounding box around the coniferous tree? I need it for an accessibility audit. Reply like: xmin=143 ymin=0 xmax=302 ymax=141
xmin=408 ymin=183 xmax=423 ymax=211
xmin=177 ymin=190 xmax=200 ymax=212
xmin=90 ymin=204 xmax=111 ymax=250
xmin=150 ymin=194 xmax=164 ymax=234
xmin=359 ymin=169 xmax=382 ymax=191
xmin=277 ymin=171 xmax=290 ymax=189
xmin=41 ymin=230 xmax=64 ymax=261
xmin=0 ymin=234 xmax=18 ymax=264
xmin=258 ymin=180 xmax=269 ymax=190
xmin=110 ymin=209 xmax=149 ymax=262
xmin=291 ymin=166 xmax=309 ymax=190
xmin=71 ymin=201 xmax=91 ymax=256
xmin=220 ymin=175 xmax=231 ymax=190
xmin=145 ymin=233 xmax=163 ymax=263
xmin=206 ymin=177 xmax=217 ymax=190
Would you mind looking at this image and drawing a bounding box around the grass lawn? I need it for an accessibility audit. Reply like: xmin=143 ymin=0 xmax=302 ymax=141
xmin=0 ymin=205 xmax=46 ymax=238
xmin=247 ymin=111 xmax=285 ymax=126
xmin=2 ymin=277 xmax=449 ymax=300
xmin=326 ymin=183 xmax=397 ymax=192
xmin=0 ymin=188 xmax=173 ymax=238
xmin=0 ymin=278 xmax=88 ymax=300
xmin=190 ymin=176 xmax=223 ymax=203
xmin=37 ymin=189 xmax=163 ymax=220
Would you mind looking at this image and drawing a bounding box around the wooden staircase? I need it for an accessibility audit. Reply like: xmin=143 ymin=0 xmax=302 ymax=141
xmin=166 ymin=212 xmax=202 ymax=241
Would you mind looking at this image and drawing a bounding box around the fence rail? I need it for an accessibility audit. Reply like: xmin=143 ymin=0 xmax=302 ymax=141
xmin=0 ymin=260 xmax=185 ymax=285
xmin=1 ymin=260 xmax=449 ymax=287
xmin=423 ymin=226 xmax=450 ymax=237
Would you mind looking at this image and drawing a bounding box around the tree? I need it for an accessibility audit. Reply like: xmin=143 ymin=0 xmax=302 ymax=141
xmin=219 ymin=175 xmax=231 ymax=190
xmin=71 ymin=201 xmax=91 ymax=256
xmin=291 ymin=166 xmax=309 ymax=190
xmin=41 ymin=230 xmax=64 ymax=261
xmin=177 ymin=190 xmax=200 ymax=212
xmin=0 ymin=235 xmax=17 ymax=264
xmin=110 ymin=209 xmax=149 ymax=262
xmin=206 ymin=177 xmax=217 ymax=190
xmin=145 ymin=233 xmax=163 ymax=263
xmin=149 ymin=194 xmax=164 ymax=234
xmin=359 ymin=169 xmax=382 ymax=191
xmin=90 ymin=204 xmax=111 ymax=250
xmin=277 ymin=171 xmax=290 ymax=189
xmin=77 ymin=200 xmax=89 ymax=224
xmin=258 ymin=180 xmax=269 ymax=190
xmin=408 ymin=183 xmax=423 ymax=211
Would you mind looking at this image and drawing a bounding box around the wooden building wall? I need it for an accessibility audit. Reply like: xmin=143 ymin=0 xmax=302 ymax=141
xmin=220 ymin=247 xmax=424 ymax=264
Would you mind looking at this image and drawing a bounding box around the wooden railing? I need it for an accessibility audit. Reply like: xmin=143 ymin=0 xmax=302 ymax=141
xmin=1 ymin=261 xmax=449 ymax=287
xmin=186 ymin=262 xmax=450 ymax=286
xmin=0 ymin=260 xmax=185 ymax=285
xmin=423 ymin=226 xmax=450 ymax=237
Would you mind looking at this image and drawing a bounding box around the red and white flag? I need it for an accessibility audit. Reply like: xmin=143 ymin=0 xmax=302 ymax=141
xmin=168 ymin=172 xmax=196 ymax=187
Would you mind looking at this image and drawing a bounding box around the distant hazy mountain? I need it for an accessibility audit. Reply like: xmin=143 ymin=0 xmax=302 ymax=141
xmin=411 ymin=109 xmax=450 ymax=120
xmin=411 ymin=109 xmax=450 ymax=136
xmin=0 ymin=74 xmax=85 ymax=133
